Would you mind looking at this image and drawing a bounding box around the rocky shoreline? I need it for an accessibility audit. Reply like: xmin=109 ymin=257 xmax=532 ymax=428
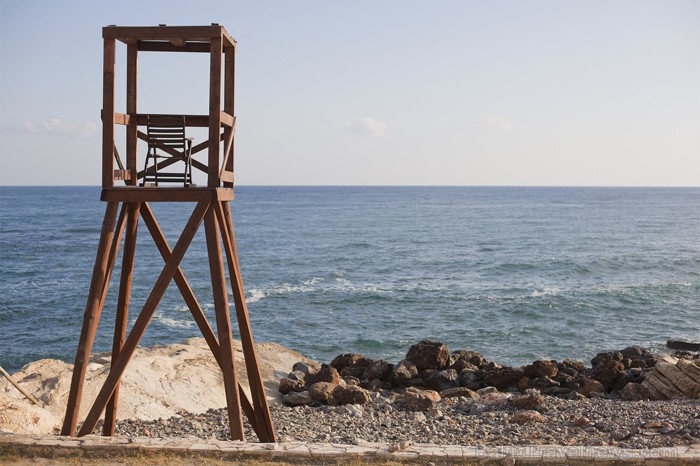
xmin=102 ymin=340 xmax=700 ymax=450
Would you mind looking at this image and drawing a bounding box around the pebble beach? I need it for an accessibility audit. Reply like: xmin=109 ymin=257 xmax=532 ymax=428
xmin=110 ymin=396 xmax=700 ymax=450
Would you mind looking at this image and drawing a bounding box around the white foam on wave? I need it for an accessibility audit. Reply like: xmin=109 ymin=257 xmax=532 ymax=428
xmin=246 ymin=289 xmax=266 ymax=303
xmin=531 ymin=286 xmax=559 ymax=297
xmin=152 ymin=313 xmax=195 ymax=329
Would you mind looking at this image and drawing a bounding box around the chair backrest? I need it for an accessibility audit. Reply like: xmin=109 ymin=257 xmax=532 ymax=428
xmin=147 ymin=116 xmax=186 ymax=154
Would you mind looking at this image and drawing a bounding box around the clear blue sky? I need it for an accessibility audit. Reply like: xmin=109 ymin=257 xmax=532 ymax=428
xmin=1 ymin=0 xmax=698 ymax=186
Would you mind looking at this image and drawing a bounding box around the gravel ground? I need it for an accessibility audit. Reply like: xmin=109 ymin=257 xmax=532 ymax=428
xmin=107 ymin=393 xmax=700 ymax=450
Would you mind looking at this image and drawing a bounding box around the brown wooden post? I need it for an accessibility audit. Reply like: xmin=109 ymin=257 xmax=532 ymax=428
xmin=217 ymin=202 xmax=277 ymax=442
xmin=204 ymin=206 xmax=245 ymax=440
xmin=103 ymin=202 xmax=140 ymax=435
xmin=78 ymin=202 xmax=209 ymax=436
xmin=61 ymin=202 xmax=119 ymax=436
xmin=223 ymin=45 xmax=235 ymax=188
xmin=102 ymin=38 xmax=116 ymax=188
xmin=126 ymin=44 xmax=138 ymax=185
xmin=208 ymin=36 xmax=222 ymax=187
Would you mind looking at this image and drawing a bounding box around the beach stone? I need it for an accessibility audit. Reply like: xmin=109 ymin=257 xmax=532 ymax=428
xmin=510 ymin=392 xmax=545 ymax=410
xmin=524 ymin=360 xmax=558 ymax=379
xmin=287 ymin=370 xmax=306 ymax=382
xmin=451 ymin=350 xmax=486 ymax=367
xmin=330 ymin=354 xmax=369 ymax=372
xmin=517 ymin=376 xmax=531 ymax=392
xmin=292 ymin=361 xmax=318 ymax=375
xmin=561 ymin=358 xmax=586 ymax=373
xmin=578 ymin=379 xmax=606 ymax=396
xmin=510 ymin=410 xmax=547 ymax=424
xmin=531 ymin=376 xmax=559 ymax=391
xmin=451 ymin=359 xmax=478 ymax=373
xmin=677 ymin=359 xmax=700 ymax=384
xmin=332 ymin=385 xmax=371 ymax=405
xmin=620 ymin=382 xmax=652 ymax=401
xmin=308 ymin=382 xmax=336 ymax=403
xmin=343 ymin=376 xmax=360 ymax=386
xmin=278 ymin=376 xmax=304 ymax=395
xmin=482 ymin=367 xmax=524 ymax=390
xmin=305 ymin=364 xmax=340 ymax=388
xmin=440 ymin=387 xmax=478 ymax=399
xmin=591 ymin=360 xmax=624 ymax=388
xmin=282 ymin=391 xmax=314 ymax=406
xmin=394 ymin=387 xmax=441 ymax=412
xmin=362 ymin=359 xmax=391 ymax=381
xmin=391 ymin=360 xmax=418 ymax=386
xmin=655 ymin=357 xmax=700 ymax=398
xmin=405 ymin=340 xmax=449 ymax=370
xmin=424 ymin=369 xmax=459 ymax=392
xmin=591 ymin=351 xmax=623 ymax=366
xmin=459 ymin=371 xmax=480 ymax=389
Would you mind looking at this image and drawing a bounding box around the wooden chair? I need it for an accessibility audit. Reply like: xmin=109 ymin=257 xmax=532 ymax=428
xmin=141 ymin=116 xmax=193 ymax=187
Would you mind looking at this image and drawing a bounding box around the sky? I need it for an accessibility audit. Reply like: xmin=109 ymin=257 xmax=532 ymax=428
xmin=0 ymin=0 xmax=698 ymax=186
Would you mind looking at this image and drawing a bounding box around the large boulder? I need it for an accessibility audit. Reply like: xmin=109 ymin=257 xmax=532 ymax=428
xmin=332 ymin=385 xmax=371 ymax=405
xmin=362 ymin=359 xmax=392 ymax=381
xmin=591 ymin=360 xmax=624 ymax=388
xmin=304 ymin=364 xmax=340 ymax=388
xmin=424 ymin=369 xmax=459 ymax=392
xmin=405 ymin=340 xmax=450 ymax=371
xmin=393 ymin=387 xmax=441 ymax=412
xmin=308 ymin=382 xmax=337 ymax=403
xmin=391 ymin=360 xmax=418 ymax=386
xmin=282 ymin=391 xmax=314 ymax=406
xmin=482 ymin=367 xmax=524 ymax=391
xmin=523 ymin=360 xmax=558 ymax=379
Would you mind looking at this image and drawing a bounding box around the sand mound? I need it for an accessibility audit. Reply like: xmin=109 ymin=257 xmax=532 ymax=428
xmin=0 ymin=338 xmax=316 ymax=435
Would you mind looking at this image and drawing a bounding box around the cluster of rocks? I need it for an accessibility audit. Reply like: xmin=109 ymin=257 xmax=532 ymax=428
xmin=279 ymin=340 xmax=700 ymax=409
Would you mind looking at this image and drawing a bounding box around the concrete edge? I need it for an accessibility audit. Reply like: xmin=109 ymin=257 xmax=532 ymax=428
xmin=1 ymin=433 xmax=699 ymax=465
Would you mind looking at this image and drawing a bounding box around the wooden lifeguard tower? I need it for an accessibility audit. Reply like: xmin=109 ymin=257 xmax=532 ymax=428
xmin=61 ymin=24 xmax=276 ymax=442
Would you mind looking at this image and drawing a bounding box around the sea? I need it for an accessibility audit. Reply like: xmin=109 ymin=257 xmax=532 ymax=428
xmin=1 ymin=186 xmax=698 ymax=373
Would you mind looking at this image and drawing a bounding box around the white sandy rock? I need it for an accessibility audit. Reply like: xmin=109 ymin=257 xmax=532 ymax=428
xmin=0 ymin=337 xmax=315 ymax=435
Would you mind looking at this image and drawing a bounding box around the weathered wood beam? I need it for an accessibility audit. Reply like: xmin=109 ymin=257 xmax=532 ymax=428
xmin=137 ymin=41 xmax=210 ymax=53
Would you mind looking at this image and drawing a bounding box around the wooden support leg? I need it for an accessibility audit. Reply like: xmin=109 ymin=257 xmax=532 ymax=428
xmin=77 ymin=202 xmax=209 ymax=436
xmin=204 ymin=206 xmax=245 ymax=441
xmin=103 ymin=202 xmax=140 ymax=435
xmin=62 ymin=202 xmax=121 ymax=436
xmin=216 ymin=202 xmax=277 ymax=443
xmin=139 ymin=203 xmax=259 ymax=431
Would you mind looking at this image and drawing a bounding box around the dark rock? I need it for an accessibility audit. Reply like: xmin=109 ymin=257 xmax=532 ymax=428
xmin=330 ymin=354 xmax=370 ymax=372
xmin=287 ymin=370 xmax=306 ymax=382
xmin=620 ymin=382 xmax=652 ymax=401
xmin=340 ymin=366 xmax=365 ymax=378
xmin=612 ymin=368 xmax=645 ymax=392
xmin=405 ymin=340 xmax=450 ymax=370
xmin=424 ymin=369 xmax=459 ymax=392
xmin=517 ymin=376 xmax=531 ymax=392
xmin=578 ymin=378 xmax=606 ymax=396
xmin=343 ymin=376 xmax=360 ymax=386
xmin=451 ymin=359 xmax=478 ymax=373
xmin=308 ymin=382 xmax=336 ymax=403
xmin=666 ymin=340 xmax=700 ymax=352
xmin=591 ymin=351 xmax=623 ymax=366
xmin=524 ymin=360 xmax=558 ymax=379
xmin=561 ymin=359 xmax=586 ymax=373
xmin=362 ymin=359 xmax=391 ymax=381
xmin=305 ymin=364 xmax=340 ymax=388
xmin=451 ymin=350 xmax=486 ymax=367
xmin=482 ymin=367 xmax=524 ymax=391
xmin=278 ymin=376 xmax=304 ymax=395
xmin=530 ymin=376 xmax=559 ymax=391
xmin=591 ymin=360 xmax=624 ymax=388
xmin=292 ymin=361 xmax=318 ymax=375
xmin=391 ymin=360 xmax=418 ymax=386
xmin=405 ymin=377 xmax=426 ymax=388
xmin=332 ymin=385 xmax=371 ymax=405
xmin=282 ymin=391 xmax=314 ymax=406
xmin=459 ymin=371 xmax=479 ymax=388
xmin=440 ymin=387 xmax=479 ymax=399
